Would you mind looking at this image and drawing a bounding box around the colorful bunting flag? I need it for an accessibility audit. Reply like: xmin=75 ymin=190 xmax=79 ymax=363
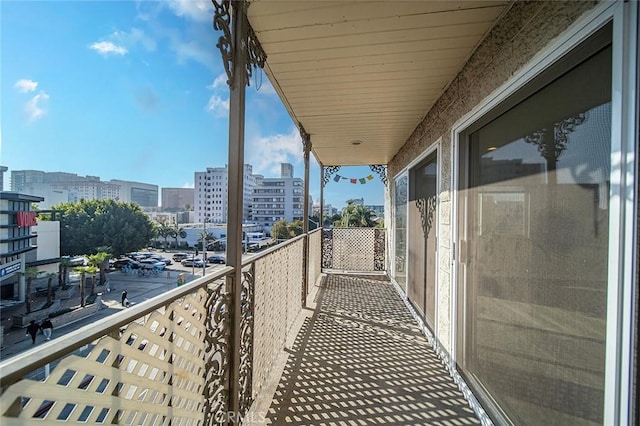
xmin=328 ymin=172 xmax=380 ymax=184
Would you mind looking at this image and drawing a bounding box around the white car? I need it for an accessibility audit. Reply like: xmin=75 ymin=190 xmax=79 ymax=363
xmin=139 ymin=259 xmax=165 ymax=270
xmin=148 ymin=254 xmax=172 ymax=265
xmin=181 ymin=257 xmax=205 ymax=267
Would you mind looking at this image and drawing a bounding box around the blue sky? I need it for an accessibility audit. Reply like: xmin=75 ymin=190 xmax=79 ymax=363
xmin=0 ymin=0 xmax=384 ymax=209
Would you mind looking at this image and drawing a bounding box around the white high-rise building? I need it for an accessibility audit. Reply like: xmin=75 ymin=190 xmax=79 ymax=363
xmin=194 ymin=164 xmax=256 ymax=223
xmin=251 ymin=163 xmax=304 ymax=234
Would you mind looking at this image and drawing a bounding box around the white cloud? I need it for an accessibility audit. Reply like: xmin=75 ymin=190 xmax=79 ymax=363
xmin=89 ymin=41 xmax=128 ymax=56
xmin=14 ymin=79 xmax=38 ymax=93
xmin=166 ymin=0 xmax=212 ymax=22
xmin=206 ymin=77 xmax=230 ymax=117
xmin=172 ymin=38 xmax=213 ymax=67
xmin=25 ymin=91 xmax=49 ymax=122
xmin=113 ymin=28 xmax=157 ymax=52
xmin=208 ymin=73 xmax=228 ymax=91
xmin=205 ymin=95 xmax=229 ymax=117
xmin=247 ymin=127 xmax=303 ymax=176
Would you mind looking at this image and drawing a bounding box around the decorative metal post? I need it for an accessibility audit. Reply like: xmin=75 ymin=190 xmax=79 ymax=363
xmin=212 ymin=0 xmax=266 ymax=422
xmin=227 ymin=1 xmax=246 ymax=419
xmin=300 ymin=124 xmax=311 ymax=302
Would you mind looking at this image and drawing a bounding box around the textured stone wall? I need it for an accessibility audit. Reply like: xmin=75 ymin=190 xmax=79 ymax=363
xmin=388 ymin=0 xmax=599 ymax=354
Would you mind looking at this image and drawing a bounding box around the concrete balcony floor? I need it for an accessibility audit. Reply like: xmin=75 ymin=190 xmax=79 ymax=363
xmin=260 ymin=273 xmax=480 ymax=425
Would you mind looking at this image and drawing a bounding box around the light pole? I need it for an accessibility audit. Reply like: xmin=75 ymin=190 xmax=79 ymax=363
xmin=202 ymin=218 xmax=208 ymax=276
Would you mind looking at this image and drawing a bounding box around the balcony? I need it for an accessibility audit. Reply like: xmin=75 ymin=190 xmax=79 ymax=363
xmin=0 ymin=228 xmax=479 ymax=424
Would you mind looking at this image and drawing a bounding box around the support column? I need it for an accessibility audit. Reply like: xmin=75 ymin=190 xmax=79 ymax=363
xmin=319 ymin=163 xmax=324 ymax=228
xmin=300 ymin=126 xmax=311 ymax=302
xmin=226 ymin=0 xmax=248 ymax=418
xmin=18 ymin=257 xmax=26 ymax=302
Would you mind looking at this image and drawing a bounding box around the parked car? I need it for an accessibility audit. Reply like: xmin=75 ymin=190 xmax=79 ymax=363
xmin=139 ymin=259 xmax=166 ymax=270
xmin=173 ymin=252 xmax=191 ymax=262
xmin=126 ymin=252 xmax=149 ymax=261
xmin=111 ymin=258 xmax=141 ymax=269
xmin=207 ymin=254 xmax=226 ymax=264
xmin=62 ymin=256 xmax=87 ymax=266
xmin=181 ymin=257 xmax=205 ymax=267
xmin=148 ymin=254 xmax=172 ymax=265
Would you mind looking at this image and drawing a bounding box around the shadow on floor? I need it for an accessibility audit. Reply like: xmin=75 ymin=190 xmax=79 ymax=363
xmin=266 ymin=274 xmax=479 ymax=425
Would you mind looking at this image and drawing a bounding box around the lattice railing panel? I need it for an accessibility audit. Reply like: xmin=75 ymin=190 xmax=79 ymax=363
xmin=323 ymin=228 xmax=386 ymax=272
xmin=252 ymin=238 xmax=304 ymax=400
xmin=308 ymin=230 xmax=322 ymax=288
xmin=1 ymin=285 xmax=228 ymax=425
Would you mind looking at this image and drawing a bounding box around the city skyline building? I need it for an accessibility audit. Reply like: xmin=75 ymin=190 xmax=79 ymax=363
xmin=250 ymin=163 xmax=304 ymax=233
xmin=162 ymin=188 xmax=195 ymax=212
xmin=194 ymin=164 xmax=256 ymax=224
xmin=9 ymin=170 xmax=158 ymax=208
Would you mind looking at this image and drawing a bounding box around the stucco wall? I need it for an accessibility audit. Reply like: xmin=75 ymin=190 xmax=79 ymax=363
xmin=388 ymin=0 xmax=599 ymax=354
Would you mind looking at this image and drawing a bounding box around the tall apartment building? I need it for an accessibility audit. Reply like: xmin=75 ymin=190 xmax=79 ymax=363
xmin=194 ymin=164 xmax=256 ymax=224
xmin=9 ymin=170 xmax=157 ymax=208
xmin=251 ymin=163 xmax=304 ymax=233
xmin=162 ymin=188 xmax=195 ymax=212
xmin=0 ymin=166 xmax=7 ymax=191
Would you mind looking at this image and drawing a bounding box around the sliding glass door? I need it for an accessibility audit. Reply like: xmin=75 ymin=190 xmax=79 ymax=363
xmin=408 ymin=152 xmax=438 ymax=329
xmin=456 ymin=24 xmax=612 ymax=425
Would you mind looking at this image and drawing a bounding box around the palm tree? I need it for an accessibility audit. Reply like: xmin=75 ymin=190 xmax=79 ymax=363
xmin=46 ymin=273 xmax=56 ymax=305
xmin=351 ymin=204 xmax=376 ymax=227
xmin=88 ymin=252 xmax=110 ymax=286
xmin=157 ymin=222 xmax=173 ymax=250
xmin=22 ymin=267 xmax=39 ymax=314
xmin=85 ymin=266 xmax=99 ymax=296
xmin=198 ymin=231 xmax=213 ymax=250
xmin=171 ymin=221 xmax=184 ymax=249
xmin=59 ymin=257 xmax=73 ymax=288
xmin=74 ymin=266 xmax=87 ymax=307
xmin=341 ymin=202 xmax=376 ymax=228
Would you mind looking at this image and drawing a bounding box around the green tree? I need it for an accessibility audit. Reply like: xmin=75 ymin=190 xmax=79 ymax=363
xmin=46 ymin=273 xmax=56 ymax=305
xmin=271 ymin=219 xmax=290 ymax=240
xmin=85 ymin=266 xmax=99 ymax=296
xmin=58 ymin=257 xmax=74 ymax=288
xmin=157 ymin=222 xmax=173 ymax=249
xmin=54 ymin=199 xmax=154 ymax=257
xmin=74 ymin=266 xmax=88 ymax=307
xmin=309 ymin=215 xmax=321 ymax=230
xmin=88 ymin=252 xmax=111 ymax=286
xmin=171 ymin=221 xmax=184 ymax=249
xmin=287 ymin=220 xmax=304 ymax=237
xmin=341 ymin=202 xmax=376 ymax=228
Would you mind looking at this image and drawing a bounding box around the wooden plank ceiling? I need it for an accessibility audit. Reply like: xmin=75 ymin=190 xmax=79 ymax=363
xmin=247 ymin=0 xmax=509 ymax=166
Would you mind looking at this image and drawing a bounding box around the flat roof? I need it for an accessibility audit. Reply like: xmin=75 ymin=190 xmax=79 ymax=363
xmin=0 ymin=191 xmax=45 ymax=202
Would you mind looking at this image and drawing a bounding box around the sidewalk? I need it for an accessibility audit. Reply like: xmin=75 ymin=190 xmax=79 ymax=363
xmin=0 ymin=269 xmax=197 ymax=361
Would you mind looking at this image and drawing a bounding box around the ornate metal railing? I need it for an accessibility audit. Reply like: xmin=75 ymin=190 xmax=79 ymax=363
xmin=0 ymin=233 xmax=315 ymax=425
xmin=322 ymin=228 xmax=386 ymax=272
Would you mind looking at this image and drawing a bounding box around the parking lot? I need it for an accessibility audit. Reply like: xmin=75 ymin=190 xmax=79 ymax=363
xmin=112 ymin=250 xmax=231 ymax=277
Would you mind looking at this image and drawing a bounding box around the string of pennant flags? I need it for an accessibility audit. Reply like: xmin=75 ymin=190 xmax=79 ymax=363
xmin=333 ymin=174 xmax=376 ymax=184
